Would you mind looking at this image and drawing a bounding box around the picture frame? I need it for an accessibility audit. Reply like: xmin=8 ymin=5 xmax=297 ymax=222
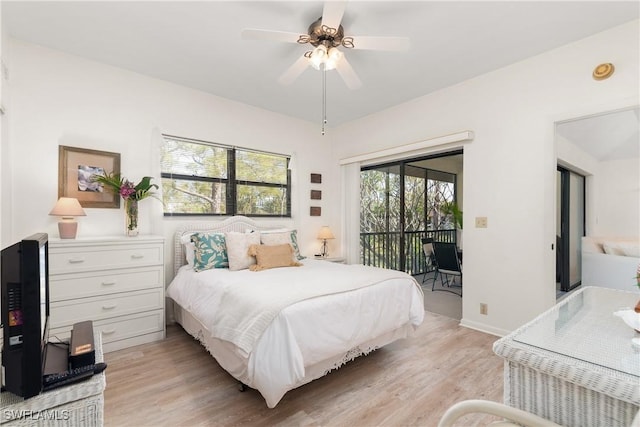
xmin=310 ymin=173 xmax=322 ymax=184
xmin=310 ymin=190 xmax=322 ymax=200
xmin=58 ymin=145 xmax=121 ymax=208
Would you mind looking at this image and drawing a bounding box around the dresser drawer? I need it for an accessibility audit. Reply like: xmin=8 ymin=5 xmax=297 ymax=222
xmin=50 ymin=267 xmax=163 ymax=301
xmin=50 ymin=288 xmax=164 ymax=328
xmin=49 ymin=243 xmax=162 ymax=275
xmin=50 ymin=310 xmax=165 ymax=348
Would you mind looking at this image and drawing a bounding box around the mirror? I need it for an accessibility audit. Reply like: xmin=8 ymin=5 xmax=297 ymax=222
xmin=555 ymin=106 xmax=640 ymax=296
xmin=557 ymin=107 xmax=639 ymax=162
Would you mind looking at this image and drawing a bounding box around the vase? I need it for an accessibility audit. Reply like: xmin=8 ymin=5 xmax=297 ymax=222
xmin=124 ymin=199 xmax=139 ymax=237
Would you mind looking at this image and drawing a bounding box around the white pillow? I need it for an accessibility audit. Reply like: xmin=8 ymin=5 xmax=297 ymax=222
xmin=180 ymin=233 xmax=196 ymax=268
xmin=602 ymin=242 xmax=625 ymax=256
xmin=619 ymin=242 xmax=640 ymax=258
xmin=225 ymin=231 xmax=261 ymax=271
xmin=581 ymin=238 xmax=604 ymax=254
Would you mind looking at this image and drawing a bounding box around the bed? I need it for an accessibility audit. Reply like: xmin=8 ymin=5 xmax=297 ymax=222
xmin=166 ymin=216 xmax=425 ymax=408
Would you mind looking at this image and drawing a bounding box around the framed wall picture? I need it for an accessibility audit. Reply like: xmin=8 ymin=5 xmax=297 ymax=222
xmin=310 ymin=206 xmax=321 ymax=216
xmin=310 ymin=190 xmax=322 ymax=200
xmin=310 ymin=173 xmax=322 ymax=184
xmin=58 ymin=145 xmax=121 ymax=208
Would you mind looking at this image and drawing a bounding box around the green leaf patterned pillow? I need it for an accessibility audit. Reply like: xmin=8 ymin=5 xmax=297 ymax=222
xmin=191 ymin=232 xmax=229 ymax=271
xmin=289 ymin=230 xmax=306 ymax=260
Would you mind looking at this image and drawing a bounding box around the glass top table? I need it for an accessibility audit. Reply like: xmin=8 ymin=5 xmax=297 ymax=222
xmin=512 ymin=286 xmax=640 ymax=377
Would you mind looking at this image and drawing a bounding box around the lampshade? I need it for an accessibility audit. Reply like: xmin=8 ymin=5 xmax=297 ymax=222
xmin=49 ymin=197 xmax=86 ymax=217
xmin=49 ymin=197 xmax=86 ymax=239
xmin=317 ymin=226 xmax=335 ymax=240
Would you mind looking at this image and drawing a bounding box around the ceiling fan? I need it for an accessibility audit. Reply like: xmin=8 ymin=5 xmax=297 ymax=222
xmin=241 ymin=1 xmax=410 ymax=90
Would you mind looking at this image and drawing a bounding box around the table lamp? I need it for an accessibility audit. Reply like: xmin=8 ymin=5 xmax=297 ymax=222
xmin=49 ymin=197 xmax=86 ymax=239
xmin=317 ymin=226 xmax=335 ymax=257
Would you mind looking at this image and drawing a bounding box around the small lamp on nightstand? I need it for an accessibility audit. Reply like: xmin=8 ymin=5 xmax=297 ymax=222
xmin=317 ymin=226 xmax=335 ymax=258
xmin=49 ymin=197 xmax=86 ymax=239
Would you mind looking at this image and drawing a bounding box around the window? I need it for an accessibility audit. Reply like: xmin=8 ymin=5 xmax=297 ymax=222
xmin=161 ymin=135 xmax=291 ymax=217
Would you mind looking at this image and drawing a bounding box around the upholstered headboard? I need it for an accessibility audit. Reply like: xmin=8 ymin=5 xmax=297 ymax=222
xmin=173 ymin=216 xmax=286 ymax=276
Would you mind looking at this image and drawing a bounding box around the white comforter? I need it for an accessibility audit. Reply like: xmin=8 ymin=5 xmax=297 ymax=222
xmin=167 ymin=259 xmax=424 ymax=407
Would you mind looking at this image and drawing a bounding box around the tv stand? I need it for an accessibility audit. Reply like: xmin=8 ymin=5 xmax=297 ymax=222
xmin=0 ymin=333 xmax=105 ymax=426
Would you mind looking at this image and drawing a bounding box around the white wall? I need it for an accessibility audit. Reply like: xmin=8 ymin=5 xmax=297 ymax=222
xmin=332 ymin=20 xmax=640 ymax=335
xmin=4 ymin=39 xmax=343 ymax=282
xmin=595 ymin=157 xmax=640 ymax=237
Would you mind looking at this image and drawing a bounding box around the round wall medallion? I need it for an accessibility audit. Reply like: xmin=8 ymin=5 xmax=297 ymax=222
xmin=593 ymin=63 xmax=615 ymax=80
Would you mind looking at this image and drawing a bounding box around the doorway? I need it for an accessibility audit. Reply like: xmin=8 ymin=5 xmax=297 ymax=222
xmin=556 ymin=166 xmax=584 ymax=293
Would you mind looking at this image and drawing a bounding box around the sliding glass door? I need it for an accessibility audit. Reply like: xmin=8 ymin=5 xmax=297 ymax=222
xmin=557 ymin=166 xmax=585 ymax=292
xmin=360 ymin=152 xmax=462 ymax=274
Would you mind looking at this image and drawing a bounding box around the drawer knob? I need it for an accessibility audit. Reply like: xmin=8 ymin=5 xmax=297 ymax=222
xmin=102 ymin=304 xmax=117 ymax=310
xmin=68 ymin=258 xmax=85 ymax=264
xmin=131 ymin=254 xmax=144 ymax=259
xmin=102 ymin=329 xmax=116 ymax=335
xmin=101 ymin=281 xmax=116 ymax=286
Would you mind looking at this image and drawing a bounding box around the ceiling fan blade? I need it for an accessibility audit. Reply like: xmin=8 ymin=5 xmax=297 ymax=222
xmin=335 ymin=56 xmax=362 ymax=90
xmin=349 ymin=36 xmax=410 ymax=51
xmin=278 ymin=56 xmax=311 ymax=85
xmin=321 ymin=1 xmax=347 ymax=30
xmin=242 ymin=28 xmax=302 ymax=44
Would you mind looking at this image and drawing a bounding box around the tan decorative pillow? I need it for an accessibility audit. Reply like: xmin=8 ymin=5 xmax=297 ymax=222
xmin=260 ymin=229 xmax=305 ymax=260
xmin=248 ymin=244 xmax=302 ymax=271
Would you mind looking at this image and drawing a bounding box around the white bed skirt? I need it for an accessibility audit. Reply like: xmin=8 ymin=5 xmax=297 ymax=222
xmin=173 ymin=303 xmax=417 ymax=407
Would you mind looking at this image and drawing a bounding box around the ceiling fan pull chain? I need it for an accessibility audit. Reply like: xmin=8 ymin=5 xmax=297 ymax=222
xmin=322 ymin=65 xmax=327 ymax=136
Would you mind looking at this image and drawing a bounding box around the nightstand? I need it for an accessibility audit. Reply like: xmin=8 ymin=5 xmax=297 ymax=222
xmin=314 ymin=256 xmax=346 ymax=264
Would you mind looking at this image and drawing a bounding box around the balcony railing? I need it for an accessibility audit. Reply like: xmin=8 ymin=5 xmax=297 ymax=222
xmin=360 ymin=229 xmax=456 ymax=275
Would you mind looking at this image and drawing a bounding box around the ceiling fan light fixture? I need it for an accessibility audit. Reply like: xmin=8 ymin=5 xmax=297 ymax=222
xmin=310 ymin=45 xmax=328 ymax=70
xmin=324 ymin=47 xmax=343 ymax=70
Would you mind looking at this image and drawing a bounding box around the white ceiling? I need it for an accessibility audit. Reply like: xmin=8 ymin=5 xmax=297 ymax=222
xmin=3 ymin=1 xmax=639 ymax=128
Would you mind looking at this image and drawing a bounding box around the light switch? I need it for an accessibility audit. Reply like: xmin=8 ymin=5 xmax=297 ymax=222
xmin=475 ymin=216 xmax=488 ymax=228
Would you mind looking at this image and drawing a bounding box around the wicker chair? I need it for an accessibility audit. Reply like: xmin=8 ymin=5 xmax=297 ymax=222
xmin=438 ymin=400 xmax=562 ymax=427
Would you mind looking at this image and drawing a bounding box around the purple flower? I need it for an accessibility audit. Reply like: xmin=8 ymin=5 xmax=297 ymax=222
xmin=119 ymin=180 xmax=136 ymax=199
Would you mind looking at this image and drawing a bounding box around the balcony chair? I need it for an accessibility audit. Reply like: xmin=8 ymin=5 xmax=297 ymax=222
xmin=421 ymin=237 xmax=435 ymax=283
xmin=432 ymin=241 xmax=462 ymax=296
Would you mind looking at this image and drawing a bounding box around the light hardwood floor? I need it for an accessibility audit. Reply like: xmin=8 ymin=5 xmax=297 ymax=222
xmin=104 ymin=312 xmax=503 ymax=426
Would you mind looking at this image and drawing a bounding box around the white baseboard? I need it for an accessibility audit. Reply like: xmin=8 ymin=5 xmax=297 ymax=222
xmin=459 ymin=318 xmax=510 ymax=338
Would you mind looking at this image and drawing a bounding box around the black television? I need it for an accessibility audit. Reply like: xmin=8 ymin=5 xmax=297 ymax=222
xmin=1 ymin=233 xmax=49 ymax=398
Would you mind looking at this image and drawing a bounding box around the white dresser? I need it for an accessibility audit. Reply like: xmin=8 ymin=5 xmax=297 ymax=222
xmin=48 ymin=235 xmax=165 ymax=353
